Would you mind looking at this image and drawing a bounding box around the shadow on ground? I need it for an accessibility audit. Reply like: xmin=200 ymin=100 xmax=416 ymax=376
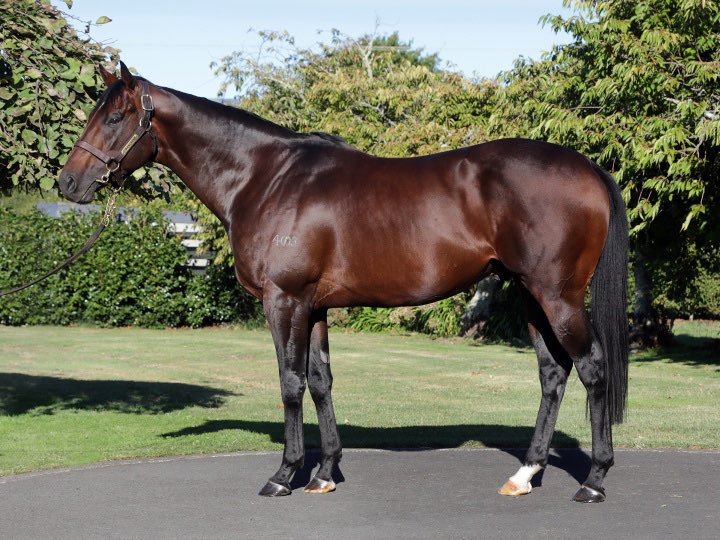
xmin=0 ymin=372 xmax=237 ymax=415
xmin=632 ymin=335 xmax=720 ymax=369
xmin=161 ymin=420 xmax=591 ymax=488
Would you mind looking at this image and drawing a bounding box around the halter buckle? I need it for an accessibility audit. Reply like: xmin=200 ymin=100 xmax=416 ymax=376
xmin=96 ymin=160 xmax=120 ymax=185
xmin=141 ymin=93 xmax=154 ymax=112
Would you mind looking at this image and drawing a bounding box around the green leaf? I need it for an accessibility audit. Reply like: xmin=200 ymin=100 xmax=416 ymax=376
xmin=95 ymin=16 xmax=112 ymax=25
xmin=78 ymin=72 xmax=95 ymax=87
xmin=53 ymin=82 xmax=70 ymax=99
xmin=681 ymin=204 xmax=706 ymax=231
xmin=21 ymin=129 xmax=37 ymax=145
xmin=39 ymin=177 xmax=56 ymax=191
xmin=58 ymin=69 xmax=76 ymax=80
xmin=66 ymin=58 xmax=81 ymax=72
xmin=73 ymin=108 xmax=87 ymax=121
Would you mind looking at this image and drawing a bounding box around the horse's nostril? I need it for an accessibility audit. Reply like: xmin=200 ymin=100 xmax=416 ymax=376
xmin=66 ymin=175 xmax=77 ymax=193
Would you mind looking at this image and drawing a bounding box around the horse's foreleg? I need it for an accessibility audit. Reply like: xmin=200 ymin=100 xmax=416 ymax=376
xmin=258 ymin=285 xmax=311 ymax=497
xmin=304 ymin=309 xmax=342 ymax=494
xmin=499 ymin=291 xmax=572 ymax=497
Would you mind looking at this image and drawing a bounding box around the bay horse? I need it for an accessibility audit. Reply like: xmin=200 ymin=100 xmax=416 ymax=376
xmin=58 ymin=63 xmax=628 ymax=503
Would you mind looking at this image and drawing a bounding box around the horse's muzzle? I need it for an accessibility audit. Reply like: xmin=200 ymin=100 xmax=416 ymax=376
xmin=59 ymin=171 xmax=96 ymax=204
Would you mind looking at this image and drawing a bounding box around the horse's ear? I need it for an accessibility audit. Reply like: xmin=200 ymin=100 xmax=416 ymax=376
xmin=119 ymin=61 xmax=137 ymax=91
xmin=99 ymin=64 xmax=118 ymax=87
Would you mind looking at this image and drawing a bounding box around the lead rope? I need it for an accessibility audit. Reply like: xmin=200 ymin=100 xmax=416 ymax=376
xmin=0 ymin=189 xmax=119 ymax=298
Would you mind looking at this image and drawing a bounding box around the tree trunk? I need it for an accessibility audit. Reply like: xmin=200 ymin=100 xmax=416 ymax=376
xmin=460 ymin=276 xmax=499 ymax=337
xmin=633 ymin=248 xmax=654 ymax=322
xmin=629 ymin=245 xmax=673 ymax=349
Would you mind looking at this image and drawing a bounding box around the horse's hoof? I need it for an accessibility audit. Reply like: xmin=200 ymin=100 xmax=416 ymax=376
xmin=572 ymin=485 xmax=606 ymax=503
xmin=304 ymin=476 xmax=336 ymax=494
xmin=258 ymin=480 xmax=291 ymax=497
xmin=498 ymin=480 xmax=531 ymax=497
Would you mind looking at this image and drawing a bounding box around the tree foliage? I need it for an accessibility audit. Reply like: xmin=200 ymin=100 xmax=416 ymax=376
xmin=213 ymin=30 xmax=492 ymax=157
xmin=489 ymin=0 xmax=720 ymax=240
xmin=0 ymin=0 xmax=117 ymax=194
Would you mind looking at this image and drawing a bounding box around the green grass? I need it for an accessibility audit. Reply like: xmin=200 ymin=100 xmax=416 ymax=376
xmin=0 ymin=322 xmax=718 ymax=475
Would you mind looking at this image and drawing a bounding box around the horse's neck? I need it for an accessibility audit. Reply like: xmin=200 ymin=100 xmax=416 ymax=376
xmin=152 ymin=87 xmax=293 ymax=224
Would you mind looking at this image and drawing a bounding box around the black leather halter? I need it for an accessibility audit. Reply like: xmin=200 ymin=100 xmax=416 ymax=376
xmin=73 ymin=79 xmax=155 ymax=186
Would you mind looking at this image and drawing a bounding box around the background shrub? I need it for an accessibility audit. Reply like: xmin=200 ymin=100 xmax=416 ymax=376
xmin=345 ymin=295 xmax=469 ymax=338
xmin=184 ymin=263 xmax=263 ymax=327
xmin=0 ymin=208 xmax=261 ymax=328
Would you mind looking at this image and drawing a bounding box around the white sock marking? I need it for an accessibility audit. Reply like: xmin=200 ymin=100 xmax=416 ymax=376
xmin=508 ymin=464 xmax=543 ymax=491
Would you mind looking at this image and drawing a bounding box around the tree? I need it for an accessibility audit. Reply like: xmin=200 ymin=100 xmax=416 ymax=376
xmin=212 ymin=30 xmax=492 ymax=158
xmin=0 ymin=0 xmax=119 ymax=194
xmin=487 ymin=0 xmax=720 ymax=343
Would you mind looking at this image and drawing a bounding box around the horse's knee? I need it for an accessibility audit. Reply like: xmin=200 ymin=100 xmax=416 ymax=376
xmin=308 ymin=380 xmax=331 ymax=402
xmin=280 ymin=371 xmax=306 ymax=406
xmin=538 ymin=361 xmax=569 ymax=401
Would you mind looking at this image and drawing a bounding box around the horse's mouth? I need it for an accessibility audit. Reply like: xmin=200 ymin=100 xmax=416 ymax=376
xmin=62 ymin=179 xmax=101 ymax=205
xmin=74 ymin=191 xmax=97 ymax=204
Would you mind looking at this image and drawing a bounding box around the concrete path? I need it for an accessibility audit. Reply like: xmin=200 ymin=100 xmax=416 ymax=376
xmin=0 ymin=448 xmax=717 ymax=539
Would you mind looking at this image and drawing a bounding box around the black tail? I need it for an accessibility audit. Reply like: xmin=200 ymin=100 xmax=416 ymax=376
xmin=590 ymin=164 xmax=629 ymax=425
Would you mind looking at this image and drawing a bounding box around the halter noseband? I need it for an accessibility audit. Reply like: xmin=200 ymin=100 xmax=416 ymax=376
xmin=74 ymin=79 xmax=155 ymax=186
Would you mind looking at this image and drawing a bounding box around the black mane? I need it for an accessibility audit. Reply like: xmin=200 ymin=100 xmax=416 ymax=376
xmin=162 ymin=86 xmax=351 ymax=147
xmin=306 ymin=131 xmax=349 ymax=145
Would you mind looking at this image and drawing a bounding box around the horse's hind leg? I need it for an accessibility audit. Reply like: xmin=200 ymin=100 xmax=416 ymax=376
xmin=304 ymin=309 xmax=342 ymax=493
xmin=528 ymin=292 xmax=614 ymax=503
xmin=571 ymin=327 xmax=614 ymax=503
xmin=258 ymin=284 xmax=311 ymax=497
xmin=499 ymin=288 xmax=572 ymax=497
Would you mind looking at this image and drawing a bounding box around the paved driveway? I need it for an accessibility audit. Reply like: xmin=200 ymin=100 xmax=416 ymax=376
xmin=0 ymin=448 xmax=717 ymax=539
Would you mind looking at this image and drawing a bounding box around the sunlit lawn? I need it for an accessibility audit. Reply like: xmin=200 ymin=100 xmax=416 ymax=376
xmin=0 ymin=321 xmax=718 ymax=475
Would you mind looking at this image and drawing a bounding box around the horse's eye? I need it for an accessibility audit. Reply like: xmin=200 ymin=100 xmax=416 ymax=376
xmin=107 ymin=113 xmax=123 ymax=125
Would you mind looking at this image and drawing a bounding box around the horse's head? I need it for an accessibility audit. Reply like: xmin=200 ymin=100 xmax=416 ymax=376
xmin=59 ymin=62 xmax=156 ymax=203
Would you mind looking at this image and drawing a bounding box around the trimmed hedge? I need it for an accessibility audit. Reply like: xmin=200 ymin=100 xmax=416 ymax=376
xmin=0 ymin=208 xmax=261 ymax=327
